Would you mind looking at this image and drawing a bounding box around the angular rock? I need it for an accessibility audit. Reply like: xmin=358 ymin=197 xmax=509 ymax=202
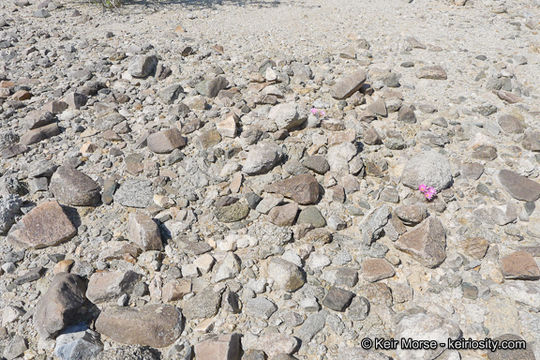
xmin=50 ymin=166 xmax=101 ymax=206
xmin=265 ymin=174 xmax=320 ymax=205
xmin=488 ymin=334 xmax=535 ymax=360
xmin=297 ymin=206 xmax=326 ymax=228
xmin=129 ymin=55 xmax=158 ymax=78
xmin=8 ymin=201 xmax=76 ymax=249
xmin=245 ymin=297 xmax=278 ymax=319
xmin=463 ymin=237 xmax=489 ymax=259
xmin=158 ymin=84 xmax=183 ymax=104
xmin=268 ymin=258 xmax=305 ymax=292
xmin=416 ymin=65 xmax=447 ymax=80
xmin=501 ymin=251 xmax=540 ymax=280
xmin=294 ymin=312 xmax=326 ymax=342
xmin=362 ymin=258 xmax=395 ymax=282
xmin=194 ymin=334 xmax=241 ymax=360
xmin=215 ymin=201 xmax=250 ymax=223
xmin=253 ymin=333 xmax=298 ymax=357
xmin=24 ymin=110 xmax=55 ymax=129
xmin=243 ymin=143 xmax=282 ymax=175
xmin=497 ymin=169 xmax=540 ymax=202
xmin=462 ymin=162 xmax=484 ymax=180
xmin=360 ymin=205 xmax=390 ymax=245
xmin=86 ymin=270 xmax=142 ymax=303
xmin=498 ymin=114 xmax=525 ymax=134
xmin=54 ymin=325 xmax=104 ymax=360
xmin=183 ymin=287 xmax=223 ymax=319
xmin=95 ymin=304 xmax=183 ymax=348
xmin=322 ymin=287 xmax=354 ymax=311
xmin=196 ymin=76 xmax=228 ymax=97
xmin=0 ymin=195 xmax=21 ymax=235
xmin=395 ymin=217 xmax=447 ymax=268
xmin=395 ymin=204 xmax=428 ymax=226
xmin=127 ymin=213 xmax=163 ymax=251
xmin=268 ymin=202 xmax=298 ymax=226
xmin=301 ymin=155 xmax=330 ymax=174
xmin=34 ymin=273 xmax=88 ymax=339
xmin=3 ymin=335 xmax=27 ymax=360
xmin=268 ymin=102 xmax=303 ymax=130
xmin=147 ymin=128 xmax=186 ymax=154
xmin=397 ymin=105 xmax=417 ymax=123
xmin=331 ymin=70 xmax=367 ymax=99
xmin=162 ymin=279 xmax=191 ymax=302
xmin=213 ymin=252 xmax=241 ymax=282
xmin=401 ymin=151 xmax=453 ymax=191
xmin=20 ymin=123 xmax=61 ymax=145
xmin=217 ymin=113 xmax=238 ymax=138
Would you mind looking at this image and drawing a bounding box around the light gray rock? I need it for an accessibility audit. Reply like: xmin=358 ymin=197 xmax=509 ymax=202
xmin=128 ymin=213 xmax=163 ymax=251
xmin=331 ymin=70 xmax=367 ymax=99
xmin=113 ymin=179 xmax=153 ymax=208
xmin=401 ymin=151 xmax=453 ymax=191
xmin=294 ymin=312 xmax=326 ymax=342
xmin=213 ymin=252 xmax=241 ymax=282
xmin=243 ymin=143 xmax=283 ymax=175
xmin=268 ymin=102 xmax=303 ymax=130
xmin=54 ymin=325 xmax=104 ymax=360
xmin=0 ymin=195 xmax=21 ymax=235
xmin=268 ymin=258 xmax=305 ymax=292
xmin=245 ymin=297 xmax=278 ymax=319
xmin=129 ymin=55 xmax=158 ymax=78
xmin=360 ymin=205 xmax=391 ymax=245
xmin=86 ymin=270 xmax=142 ymax=303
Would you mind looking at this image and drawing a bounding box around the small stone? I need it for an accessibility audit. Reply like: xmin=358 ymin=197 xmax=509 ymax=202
xmin=86 ymin=270 xmax=141 ymax=303
xmin=127 ymin=213 xmax=163 ymax=251
xmin=265 ymin=174 xmax=320 ymax=205
xmin=331 ymin=70 xmax=367 ymax=99
xmin=463 ymin=237 xmax=489 ymax=259
xmin=301 ymin=155 xmax=330 ymax=174
xmin=395 ymin=204 xmax=428 ymax=226
xmin=0 ymin=195 xmax=21 ymax=235
xmin=501 ymin=251 xmax=540 ymax=280
xmin=362 ymin=258 xmax=395 ymax=282
xmin=64 ymin=92 xmax=87 ymax=109
xmin=3 ymin=335 xmax=27 ymax=360
xmin=395 ymin=217 xmax=447 ymax=268
xmin=8 ymin=201 xmax=76 ymax=249
xmin=367 ymin=98 xmax=387 ymax=117
xmin=397 ymin=105 xmax=417 ymax=123
xmin=268 ymin=258 xmax=305 ymax=292
xmin=95 ymin=304 xmax=183 ymax=348
xmin=101 ymin=179 xmax=117 ymax=205
xmin=158 ymin=84 xmax=183 ymax=104
xmin=162 ymin=279 xmax=191 ymax=302
xmin=268 ymin=202 xmax=298 ymax=226
xmin=54 ymin=326 xmax=103 ymax=360
xmin=323 ymin=287 xmax=354 ymax=311
xmin=53 ymin=259 xmax=75 ymax=274
xmin=462 ymin=282 xmax=478 ymax=299
xmin=522 ymin=130 xmax=540 ymax=152
xmin=269 ymin=102 xmax=303 ymax=130
xmin=20 ymin=123 xmax=61 ymax=145
xmin=217 ymin=113 xmax=238 ymax=138
xmin=243 ymin=143 xmax=282 ymax=175
xmin=33 ymin=8 xmax=51 ymax=17
xmin=472 ymin=145 xmax=497 ymax=161
xmin=183 ymin=288 xmax=223 ymax=319
xmin=129 ymin=55 xmax=158 ymax=78
xmin=360 ymin=205 xmax=390 ymax=245
xmin=498 ymin=169 xmax=540 ymax=202
xmin=297 ymin=206 xmax=326 ymax=228
xmin=416 ymin=65 xmax=447 ymax=80
xmin=194 ymin=333 xmax=241 ymax=360
xmin=215 ymin=201 xmax=250 ymax=223
xmin=498 ymin=114 xmax=525 ymax=134
xmin=401 ymin=150 xmax=453 ymax=191
xmin=24 ymin=110 xmax=55 ymax=129
xmin=50 ymin=166 xmax=101 ymax=206
xmin=213 ymin=252 xmax=241 ymax=282
xmin=147 ymin=128 xmax=186 ymax=154
xmin=462 ymin=162 xmax=484 ymax=180
xmin=33 ymin=273 xmax=88 ymax=339
xmin=294 ymin=312 xmax=326 ymax=342
xmin=245 ymin=297 xmax=277 ymax=319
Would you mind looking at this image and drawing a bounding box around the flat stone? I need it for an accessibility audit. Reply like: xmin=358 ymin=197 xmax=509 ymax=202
xmin=522 ymin=130 xmax=540 ymax=152
xmin=268 ymin=258 xmax=305 ymax=292
xmin=50 ymin=166 xmax=101 ymax=206
xmin=20 ymin=123 xmax=61 ymax=145
xmin=245 ymin=297 xmax=278 ymax=319
xmin=217 ymin=113 xmax=238 ymax=138
xmin=359 ymin=283 xmax=393 ymax=306
xmin=268 ymin=202 xmax=298 ymax=226
xmin=463 ymin=237 xmax=489 ymax=259
xmin=301 ymin=155 xmax=330 ymax=174
xmin=501 ymin=251 xmax=540 ymax=280
xmin=331 ymin=70 xmax=367 ymax=99
xmin=498 ymin=169 xmax=540 ymax=202
xmin=297 ymin=206 xmax=326 ymax=228
xmin=416 ymin=65 xmax=447 ymax=80
xmin=362 ymin=258 xmax=395 ymax=282
xmin=95 ymin=304 xmax=183 ymax=348
xmin=360 ymin=205 xmax=390 ymax=245
xmin=294 ymin=312 xmax=326 ymax=342
xmin=183 ymin=287 xmax=223 ymax=319
xmin=367 ymin=98 xmax=387 ymax=117
xmin=215 ymin=201 xmax=250 ymax=222
xmin=243 ymin=143 xmax=283 ymax=175
xmin=24 ymin=110 xmax=55 ymax=129
xmin=498 ymin=114 xmax=525 ymax=134
xmin=322 ymin=287 xmax=354 ymax=311
xmin=194 ymin=333 xmax=241 ymax=360
xmin=462 ymin=162 xmax=484 ymax=180
xmin=472 ymin=144 xmax=497 ymax=161
xmin=265 ymin=174 xmax=320 ymax=205
xmin=395 ymin=204 xmax=428 ymax=226
xmin=33 ymin=273 xmax=88 ymax=339
xmin=395 ymin=217 xmax=447 ymax=268
xmin=54 ymin=325 xmax=103 ymax=360
xmin=488 ymin=334 xmax=535 ymax=360
xmin=8 ymin=201 xmax=76 ymax=249
xmin=128 ymin=55 xmax=158 ymax=78
xmin=401 ymin=150 xmax=453 ymax=191
xmin=113 ymin=179 xmax=153 ymax=208
xmin=147 ymin=128 xmax=186 ymax=154
xmin=269 ymin=102 xmax=303 ymax=130
xmin=86 ymin=270 xmax=142 ymax=303
xmin=162 ymin=279 xmax=191 ymax=302
xmin=127 ymin=213 xmax=163 ymax=250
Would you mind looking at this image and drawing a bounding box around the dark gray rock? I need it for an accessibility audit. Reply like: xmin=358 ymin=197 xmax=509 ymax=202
xmin=50 ymin=166 xmax=101 ymax=206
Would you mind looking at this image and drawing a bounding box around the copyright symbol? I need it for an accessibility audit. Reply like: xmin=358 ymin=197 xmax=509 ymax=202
xmin=361 ymin=337 xmax=373 ymax=350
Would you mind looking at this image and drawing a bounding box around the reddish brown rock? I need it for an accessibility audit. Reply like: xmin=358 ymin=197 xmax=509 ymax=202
xmin=395 ymin=217 xmax=446 ymax=268
xmin=501 ymin=251 xmax=540 ymax=280
xmin=8 ymin=201 xmax=76 ymax=249
xmin=268 ymin=203 xmax=298 ymax=226
xmin=20 ymin=123 xmax=61 ymax=145
xmin=162 ymin=279 xmax=192 ymax=302
xmin=127 ymin=213 xmax=163 ymax=251
xmin=95 ymin=304 xmax=183 ymax=348
xmin=147 ymin=128 xmax=186 ymax=154
xmin=265 ymin=174 xmax=320 ymax=205
xmin=49 ymin=166 xmax=101 ymax=206
xmin=194 ymin=333 xmax=241 ymax=360
xmin=362 ymin=258 xmax=395 ymax=282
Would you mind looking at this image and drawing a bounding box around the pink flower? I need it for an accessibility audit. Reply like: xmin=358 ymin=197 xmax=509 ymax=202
xmin=424 ymin=187 xmax=437 ymax=200
xmin=310 ymin=108 xmax=318 ymax=115
xmin=418 ymin=184 xmax=427 ymax=193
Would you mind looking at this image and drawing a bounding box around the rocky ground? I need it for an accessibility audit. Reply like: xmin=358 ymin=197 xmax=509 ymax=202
xmin=0 ymin=0 xmax=539 ymax=359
